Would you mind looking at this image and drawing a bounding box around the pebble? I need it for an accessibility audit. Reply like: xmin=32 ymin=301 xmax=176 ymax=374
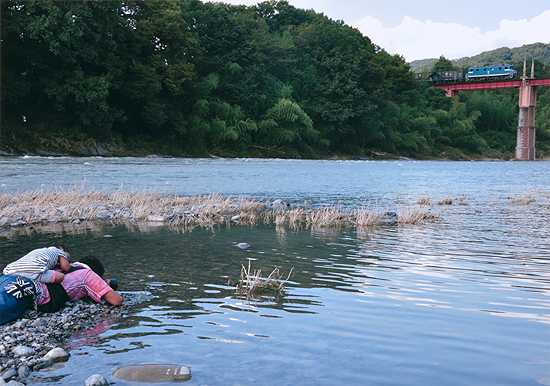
xmin=6 ymin=381 xmax=24 ymax=386
xmin=1 ymin=369 xmax=16 ymax=382
xmin=84 ymin=374 xmax=109 ymax=386
xmin=11 ymin=346 xmax=34 ymax=357
xmin=16 ymin=365 xmax=29 ymax=379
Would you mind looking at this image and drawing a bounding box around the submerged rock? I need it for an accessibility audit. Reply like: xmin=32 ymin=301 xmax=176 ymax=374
xmin=112 ymin=364 xmax=191 ymax=383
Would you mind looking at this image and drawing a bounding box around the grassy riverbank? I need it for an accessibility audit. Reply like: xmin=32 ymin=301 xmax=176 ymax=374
xmin=0 ymin=188 xmax=437 ymax=235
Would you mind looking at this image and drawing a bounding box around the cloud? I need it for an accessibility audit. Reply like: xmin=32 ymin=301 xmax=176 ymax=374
xmin=354 ymin=10 xmax=550 ymax=62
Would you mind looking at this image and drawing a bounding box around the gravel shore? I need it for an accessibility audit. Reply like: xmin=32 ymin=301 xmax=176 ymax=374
xmin=0 ymin=292 xmax=152 ymax=385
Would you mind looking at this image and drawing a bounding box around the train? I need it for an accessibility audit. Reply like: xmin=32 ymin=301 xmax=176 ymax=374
xmin=415 ymin=64 xmax=517 ymax=84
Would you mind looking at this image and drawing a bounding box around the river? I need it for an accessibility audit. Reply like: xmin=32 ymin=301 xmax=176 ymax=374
xmin=1 ymin=156 xmax=549 ymax=385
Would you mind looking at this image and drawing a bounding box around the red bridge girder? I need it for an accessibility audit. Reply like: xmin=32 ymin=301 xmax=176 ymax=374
xmin=434 ymin=78 xmax=550 ymax=91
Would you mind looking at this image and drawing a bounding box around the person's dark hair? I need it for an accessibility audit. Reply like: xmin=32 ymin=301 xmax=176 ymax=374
xmin=78 ymin=255 xmax=105 ymax=277
xmin=51 ymin=244 xmax=67 ymax=252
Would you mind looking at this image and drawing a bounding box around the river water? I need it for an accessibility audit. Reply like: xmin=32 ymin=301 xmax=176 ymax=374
xmin=0 ymin=157 xmax=549 ymax=386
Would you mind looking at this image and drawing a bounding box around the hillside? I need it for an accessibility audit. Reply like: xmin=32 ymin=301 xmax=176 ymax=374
xmin=409 ymin=42 xmax=550 ymax=72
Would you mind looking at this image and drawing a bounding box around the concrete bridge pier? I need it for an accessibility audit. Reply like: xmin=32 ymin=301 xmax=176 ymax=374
xmin=515 ymin=84 xmax=537 ymax=160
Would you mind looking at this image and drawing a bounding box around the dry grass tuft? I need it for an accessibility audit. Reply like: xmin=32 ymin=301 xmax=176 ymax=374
xmin=236 ymin=259 xmax=294 ymax=300
xmin=509 ymin=191 xmax=536 ymax=205
xmin=306 ymin=205 xmax=349 ymax=227
xmin=355 ymin=206 xmax=385 ymax=227
xmin=437 ymin=198 xmax=453 ymax=205
xmin=398 ymin=207 xmax=437 ymax=224
xmin=416 ymin=196 xmax=431 ymax=205
xmin=457 ymin=196 xmax=468 ymax=206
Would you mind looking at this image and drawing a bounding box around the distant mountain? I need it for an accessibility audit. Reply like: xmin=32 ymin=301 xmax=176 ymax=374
xmin=409 ymin=42 xmax=550 ymax=72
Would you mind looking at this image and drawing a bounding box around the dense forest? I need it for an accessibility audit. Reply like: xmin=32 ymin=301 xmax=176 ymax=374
xmin=1 ymin=1 xmax=549 ymax=159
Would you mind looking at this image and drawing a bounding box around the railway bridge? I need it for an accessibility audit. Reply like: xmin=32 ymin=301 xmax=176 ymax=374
xmin=434 ymin=72 xmax=550 ymax=161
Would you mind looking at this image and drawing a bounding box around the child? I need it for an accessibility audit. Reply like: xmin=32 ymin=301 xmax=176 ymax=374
xmin=2 ymin=245 xmax=71 ymax=284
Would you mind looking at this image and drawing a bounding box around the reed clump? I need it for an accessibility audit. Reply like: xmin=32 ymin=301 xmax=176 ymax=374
xmin=236 ymin=259 xmax=294 ymax=300
xmin=398 ymin=207 xmax=437 ymax=224
xmin=509 ymin=191 xmax=536 ymax=205
xmin=416 ymin=196 xmax=431 ymax=205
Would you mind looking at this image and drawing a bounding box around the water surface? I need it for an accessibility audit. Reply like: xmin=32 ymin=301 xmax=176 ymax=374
xmin=0 ymin=157 xmax=548 ymax=385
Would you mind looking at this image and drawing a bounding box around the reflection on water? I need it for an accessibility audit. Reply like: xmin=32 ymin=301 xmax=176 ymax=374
xmin=1 ymin=218 xmax=548 ymax=386
xmin=0 ymin=158 xmax=549 ymax=385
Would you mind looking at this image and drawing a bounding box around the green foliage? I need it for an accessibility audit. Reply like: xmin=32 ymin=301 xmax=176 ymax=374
xmin=2 ymin=0 xmax=541 ymax=159
xmin=431 ymin=56 xmax=457 ymax=71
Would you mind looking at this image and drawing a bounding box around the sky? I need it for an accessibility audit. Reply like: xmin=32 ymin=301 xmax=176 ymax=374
xmin=217 ymin=0 xmax=550 ymax=62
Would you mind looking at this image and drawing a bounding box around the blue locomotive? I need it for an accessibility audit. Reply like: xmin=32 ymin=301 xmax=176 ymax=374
xmin=466 ymin=64 xmax=516 ymax=80
xmin=415 ymin=64 xmax=517 ymax=84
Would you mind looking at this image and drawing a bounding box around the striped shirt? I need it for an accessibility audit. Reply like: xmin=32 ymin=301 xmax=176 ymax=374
xmin=37 ymin=263 xmax=112 ymax=305
xmin=3 ymin=247 xmax=68 ymax=275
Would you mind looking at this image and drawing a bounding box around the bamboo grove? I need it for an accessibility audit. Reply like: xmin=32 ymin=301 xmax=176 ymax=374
xmin=2 ymin=1 xmax=549 ymax=159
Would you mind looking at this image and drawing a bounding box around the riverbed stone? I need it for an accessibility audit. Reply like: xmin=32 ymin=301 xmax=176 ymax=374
xmin=12 ymin=346 xmax=35 ymax=357
xmin=17 ymin=364 xmax=30 ymax=379
xmin=1 ymin=369 xmax=16 ymax=382
xmin=44 ymin=348 xmax=69 ymax=363
xmin=84 ymin=374 xmax=109 ymax=386
xmin=33 ymin=358 xmax=53 ymax=370
xmin=6 ymin=381 xmax=25 ymax=386
xmin=112 ymin=364 xmax=191 ymax=383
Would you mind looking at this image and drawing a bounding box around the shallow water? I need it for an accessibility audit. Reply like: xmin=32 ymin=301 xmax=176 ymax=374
xmin=0 ymin=157 xmax=549 ymax=385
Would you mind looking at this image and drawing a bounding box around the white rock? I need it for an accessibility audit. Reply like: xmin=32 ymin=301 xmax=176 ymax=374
xmin=147 ymin=215 xmax=165 ymax=222
xmin=6 ymin=381 xmax=24 ymax=386
xmin=44 ymin=347 xmax=70 ymax=363
xmin=12 ymin=346 xmax=35 ymax=357
xmin=236 ymin=243 xmax=250 ymax=249
xmin=84 ymin=374 xmax=109 ymax=386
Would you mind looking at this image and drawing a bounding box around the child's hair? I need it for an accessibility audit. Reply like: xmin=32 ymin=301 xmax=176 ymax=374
xmin=78 ymin=255 xmax=105 ymax=277
xmin=51 ymin=244 xmax=68 ymax=253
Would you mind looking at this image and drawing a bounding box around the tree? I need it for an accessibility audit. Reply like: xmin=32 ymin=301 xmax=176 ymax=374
xmin=2 ymin=1 xmax=124 ymax=139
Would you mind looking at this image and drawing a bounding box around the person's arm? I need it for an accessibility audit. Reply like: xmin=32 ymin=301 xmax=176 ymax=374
xmin=102 ymin=290 xmax=122 ymax=306
xmin=58 ymin=255 xmax=70 ymax=271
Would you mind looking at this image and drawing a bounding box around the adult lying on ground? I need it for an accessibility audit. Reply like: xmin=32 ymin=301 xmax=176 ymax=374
xmin=0 ymin=256 xmax=121 ymax=325
xmin=37 ymin=255 xmax=122 ymax=313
